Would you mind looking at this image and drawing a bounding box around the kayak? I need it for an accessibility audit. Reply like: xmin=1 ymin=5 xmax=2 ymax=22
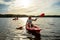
xmin=13 ymin=17 xmax=18 ymax=20
xmin=26 ymin=24 xmax=41 ymax=34
xmin=16 ymin=24 xmax=41 ymax=34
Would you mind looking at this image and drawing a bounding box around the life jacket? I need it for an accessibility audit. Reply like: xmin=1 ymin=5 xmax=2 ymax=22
xmin=27 ymin=19 xmax=32 ymax=24
xmin=27 ymin=19 xmax=32 ymax=27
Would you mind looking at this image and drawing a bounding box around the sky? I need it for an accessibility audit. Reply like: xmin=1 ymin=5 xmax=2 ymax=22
xmin=0 ymin=0 xmax=60 ymax=15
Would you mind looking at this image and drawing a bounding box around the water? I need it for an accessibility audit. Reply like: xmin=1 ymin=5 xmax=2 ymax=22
xmin=0 ymin=18 xmax=60 ymax=40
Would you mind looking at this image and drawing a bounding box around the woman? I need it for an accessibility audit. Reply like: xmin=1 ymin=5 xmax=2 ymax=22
xmin=26 ymin=16 xmax=37 ymax=28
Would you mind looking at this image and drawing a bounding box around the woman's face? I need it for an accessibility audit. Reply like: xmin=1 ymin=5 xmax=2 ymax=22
xmin=29 ymin=16 xmax=31 ymax=19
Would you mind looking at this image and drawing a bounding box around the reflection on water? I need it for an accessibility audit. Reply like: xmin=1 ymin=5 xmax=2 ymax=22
xmin=27 ymin=33 xmax=41 ymax=40
xmin=0 ymin=18 xmax=60 ymax=40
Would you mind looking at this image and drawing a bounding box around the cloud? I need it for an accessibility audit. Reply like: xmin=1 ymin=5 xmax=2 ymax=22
xmin=53 ymin=1 xmax=60 ymax=8
xmin=47 ymin=0 xmax=60 ymax=14
xmin=0 ymin=4 xmax=9 ymax=13
xmin=39 ymin=0 xmax=60 ymax=15
xmin=7 ymin=0 xmax=60 ymax=15
xmin=0 ymin=0 xmax=14 ymax=14
xmin=3 ymin=0 xmax=12 ymax=2
xmin=0 ymin=0 xmax=60 ymax=15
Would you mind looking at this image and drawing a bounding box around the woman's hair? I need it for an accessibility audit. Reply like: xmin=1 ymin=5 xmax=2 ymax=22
xmin=29 ymin=16 xmax=31 ymax=19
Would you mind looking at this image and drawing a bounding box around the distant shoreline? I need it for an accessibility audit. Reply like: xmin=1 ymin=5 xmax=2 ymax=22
xmin=0 ymin=14 xmax=60 ymax=18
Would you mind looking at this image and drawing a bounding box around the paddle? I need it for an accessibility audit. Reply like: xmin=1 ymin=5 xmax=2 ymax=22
xmin=35 ymin=13 xmax=45 ymax=26
xmin=40 ymin=13 xmax=45 ymax=17
xmin=36 ymin=13 xmax=45 ymax=19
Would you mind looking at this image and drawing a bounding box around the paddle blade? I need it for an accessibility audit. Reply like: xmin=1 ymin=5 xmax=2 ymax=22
xmin=40 ymin=13 xmax=45 ymax=17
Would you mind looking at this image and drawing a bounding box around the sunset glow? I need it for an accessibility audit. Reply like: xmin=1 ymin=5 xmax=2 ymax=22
xmin=14 ymin=0 xmax=32 ymax=8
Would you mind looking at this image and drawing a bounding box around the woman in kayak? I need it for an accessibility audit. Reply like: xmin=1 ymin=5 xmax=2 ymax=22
xmin=26 ymin=16 xmax=37 ymax=28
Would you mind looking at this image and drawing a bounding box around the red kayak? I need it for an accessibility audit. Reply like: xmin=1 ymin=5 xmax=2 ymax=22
xmin=26 ymin=24 xmax=41 ymax=33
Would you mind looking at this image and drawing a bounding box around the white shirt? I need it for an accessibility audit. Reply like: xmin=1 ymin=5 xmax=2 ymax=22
xmin=27 ymin=19 xmax=32 ymax=24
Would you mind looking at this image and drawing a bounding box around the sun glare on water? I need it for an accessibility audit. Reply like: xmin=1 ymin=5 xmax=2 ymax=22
xmin=20 ymin=18 xmax=28 ymax=25
xmin=14 ymin=0 xmax=32 ymax=8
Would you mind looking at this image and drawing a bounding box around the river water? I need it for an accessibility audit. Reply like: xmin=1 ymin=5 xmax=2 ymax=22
xmin=0 ymin=18 xmax=60 ymax=40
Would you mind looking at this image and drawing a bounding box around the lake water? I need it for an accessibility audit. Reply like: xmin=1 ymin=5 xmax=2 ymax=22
xmin=0 ymin=18 xmax=60 ymax=40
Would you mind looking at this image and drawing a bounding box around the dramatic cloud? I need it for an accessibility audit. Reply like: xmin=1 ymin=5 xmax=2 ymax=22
xmin=53 ymin=1 xmax=60 ymax=8
xmin=0 ymin=0 xmax=60 ymax=15
xmin=45 ymin=0 xmax=60 ymax=15
xmin=3 ymin=0 xmax=12 ymax=2
xmin=0 ymin=4 xmax=9 ymax=13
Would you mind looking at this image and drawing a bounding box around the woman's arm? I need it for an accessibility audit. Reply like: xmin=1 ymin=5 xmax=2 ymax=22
xmin=32 ymin=18 xmax=37 ymax=21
